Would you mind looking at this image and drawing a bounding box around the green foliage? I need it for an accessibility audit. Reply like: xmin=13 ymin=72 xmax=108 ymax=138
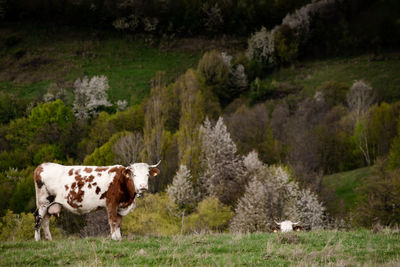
xmin=322 ymin=167 xmax=375 ymax=219
xmin=354 ymin=160 xmax=400 ymax=227
xmin=122 ymin=193 xmax=180 ymax=236
xmin=198 ymin=50 xmax=230 ymax=87
xmin=185 ymin=197 xmax=233 ymax=233
xmin=274 ymin=27 xmax=299 ymax=65
xmin=369 ymin=102 xmax=400 ymax=158
xmin=0 ymin=210 xmax=62 ymax=241
xmin=84 ymin=131 xmax=130 ymax=166
xmin=5 ymin=100 xmax=75 ymax=155
xmin=388 ymin=116 xmax=400 ymax=169
xmin=0 ymin=92 xmax=27 ymax=124
xmin=32 ymin=144 xmax=63 ymax=166
xmin=317 ymin=81 xmax=349 ymax=107
xmin=9 ymin=167 xmax=36 ymax=213
xmin=175 ymin=69 xmax=220 ymax=177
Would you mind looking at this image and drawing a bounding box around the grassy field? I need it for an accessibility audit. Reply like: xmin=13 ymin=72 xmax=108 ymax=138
xmin=1 ymin=230 xmax=400 ymax=266
xmin=261 ymin=53 xmax=400 ymax=102
xmin=0 ymin=25 xmax=201 ymax=105
xmin=322 ymin=167 xmax=376 ymax=217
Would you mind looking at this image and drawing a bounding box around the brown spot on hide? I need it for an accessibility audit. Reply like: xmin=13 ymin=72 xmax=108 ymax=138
xmin=97 ymin=173 xmax=102 ymax=176
xmin=34 ymin=165 xmax=44 ymax=189
xmin=96 ymin=186 xmax=101 ymax=194
xmin=100 ymin=191 xmax=107 ymax=199
xmin=88 ymin=184 xmax=92 ymax=189
xmin=68 ymin=169 xmax=74 ymax=176
xmin=84 ymin=167 xmax=93 ymax=173
xmin=88 ymin=175 xmax=95 ymax=182
xmin=95 ymin=167 xmax=108 ymax=172
xmin=75 ymin=169 xmax=80 ymax=175
xmin=92 ymin=182 xmax=97 ymax=186
xmin=65 ymin=185 xmax=69 ymax=190
xmin=66 ymin=188 xmax=84 ymax=208
xmin=71 ymin=182 xmax=76 ymax=189
xmin=77 ymin=180 xmax=85 ymax=188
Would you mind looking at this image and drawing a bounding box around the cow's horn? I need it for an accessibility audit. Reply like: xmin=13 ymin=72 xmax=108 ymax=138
xmin=274 ymin=220 xmax=281 ymax=225
xmin=150 ymin=160 xmax=161 ymax=168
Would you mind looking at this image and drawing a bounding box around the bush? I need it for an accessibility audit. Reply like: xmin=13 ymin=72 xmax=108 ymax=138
xmin=122 ymin=193 xmax=180 ymax=236
xmin=83 ymin=131 xmax=131 ymax=166
xmin=0 ymin=210 xmax=62 ymax=241
xmin=198 ymin=50 xmax=230 ymax=87
xmin=184 ymin=197 xmax=233 ymax=234
xmin=354 ymin=159 xmax=400 ymax=227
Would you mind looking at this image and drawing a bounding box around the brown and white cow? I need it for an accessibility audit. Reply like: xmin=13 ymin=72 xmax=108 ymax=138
xmin=33 ymin=161 xmax=160 ymax=241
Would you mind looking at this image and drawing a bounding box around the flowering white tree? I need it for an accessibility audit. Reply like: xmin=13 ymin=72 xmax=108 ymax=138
xmin=230 ymin=152 xmax=325 ymax=232
xmin=246 ymin=27 xmax=276 ymax=66
xmin=167 ymin=165 xmax=196 ymax=209
xmin=73 ymin=75 xmax=112 ymax=120
xmin=199 ymin=117 xmax=246 ymax=206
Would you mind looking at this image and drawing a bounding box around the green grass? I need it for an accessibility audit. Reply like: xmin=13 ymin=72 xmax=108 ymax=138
xmin=1 ymin=230 xmax=400 ymax=266
xmin=0 ymin=26 xmax=201 ymax=105
xmin=262 ymin=53 xmax=400 ymax=102
xmin=323 ymin=167 xmax=376 ymax=217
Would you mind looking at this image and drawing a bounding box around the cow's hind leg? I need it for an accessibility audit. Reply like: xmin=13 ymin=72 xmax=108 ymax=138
xmin=34 ymin=185 xmax=51 ymax=241
xmin=41 ymin=214 xmax=52 ymax=240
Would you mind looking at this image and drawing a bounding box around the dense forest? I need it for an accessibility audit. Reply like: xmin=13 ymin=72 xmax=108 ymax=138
xmin=0 ymin=0 xmax=400 ymax=239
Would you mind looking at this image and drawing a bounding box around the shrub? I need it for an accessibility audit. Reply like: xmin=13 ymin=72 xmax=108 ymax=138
xmin=32 ymin=144 xmax=63 ymax=165
xmin=274 ymin=26 xmax=299 ymax=65
xmin=316 ymin=81 xmax=349 ymax=107
xmin=354 ymin=159 xmax=400 ymax=227
xmin=167 ymin=165 xmax=197 ymax=210
xmin=246 ymin=27 xmax=276 ymax=67
xmin=185 ymin=197 xmax=233 ymax=234
xmin=198 ymin=50 xmax=230 ymax=87
xmin=0 ymin=210 xmax=62 ymax=241
xmin=73 ymin=75 xmax=112 ymax=120
xmin=84 ymin=131 xmax=131 ymax=165
xmin=122 ymin=193 xmax=180 ymax=236
xmin=230 ymin=152 xmax=325 ymax=232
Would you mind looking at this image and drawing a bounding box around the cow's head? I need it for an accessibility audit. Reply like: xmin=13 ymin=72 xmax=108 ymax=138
xmin=275 ymin=220 xmax=300 ymax=232
xmin=127 ymin=161 xmax=160 ymax=195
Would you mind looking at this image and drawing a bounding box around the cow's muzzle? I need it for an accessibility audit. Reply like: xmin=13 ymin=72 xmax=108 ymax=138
xmin=137 ymin=189 xmax=148 ymax=198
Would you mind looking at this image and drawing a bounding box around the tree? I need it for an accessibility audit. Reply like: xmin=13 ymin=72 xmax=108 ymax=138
xmin=112 ymin=131 xmax=144 ymax=165
xmin=176 ymin=69 xmax=220 ymax=176
xmin=355 ymin=159 xmax=400 ymax=226
xmin=167 ymin=165 xmax=196 ymax=209
xmin=230 ymin=152 xmax=325 ymax=232
xmin=199 ymin=117 xmax=246 ymax=206
xmin=347 ymin=80 xmax=375 ymax=120
xmin=73 ymin=75 xmax=112 ymax=120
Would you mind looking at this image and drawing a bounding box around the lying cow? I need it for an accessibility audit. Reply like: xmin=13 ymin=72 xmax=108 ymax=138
xmin=274 ymin=220 xmax=301 ymax=232
xmin=33 ymin=161 xmax=160 ymax=241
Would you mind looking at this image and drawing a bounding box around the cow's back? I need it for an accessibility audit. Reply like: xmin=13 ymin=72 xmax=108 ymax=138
xmin=38 ymin=163 xmax=121 ymax=214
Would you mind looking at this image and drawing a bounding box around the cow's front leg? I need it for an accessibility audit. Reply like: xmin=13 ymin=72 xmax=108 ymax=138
xmin=107 ymin=205 xmax=123 ymax=241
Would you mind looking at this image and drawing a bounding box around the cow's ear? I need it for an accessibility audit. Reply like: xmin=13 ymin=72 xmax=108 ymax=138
xmin=123 ymin=168 xmax=132 ymax=179
xmin=149 ymin=167 xmax=160 ymax=177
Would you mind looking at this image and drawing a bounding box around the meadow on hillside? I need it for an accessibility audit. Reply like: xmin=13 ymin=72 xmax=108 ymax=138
xmin=1 ymin=230 xmax=400 ymax=266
